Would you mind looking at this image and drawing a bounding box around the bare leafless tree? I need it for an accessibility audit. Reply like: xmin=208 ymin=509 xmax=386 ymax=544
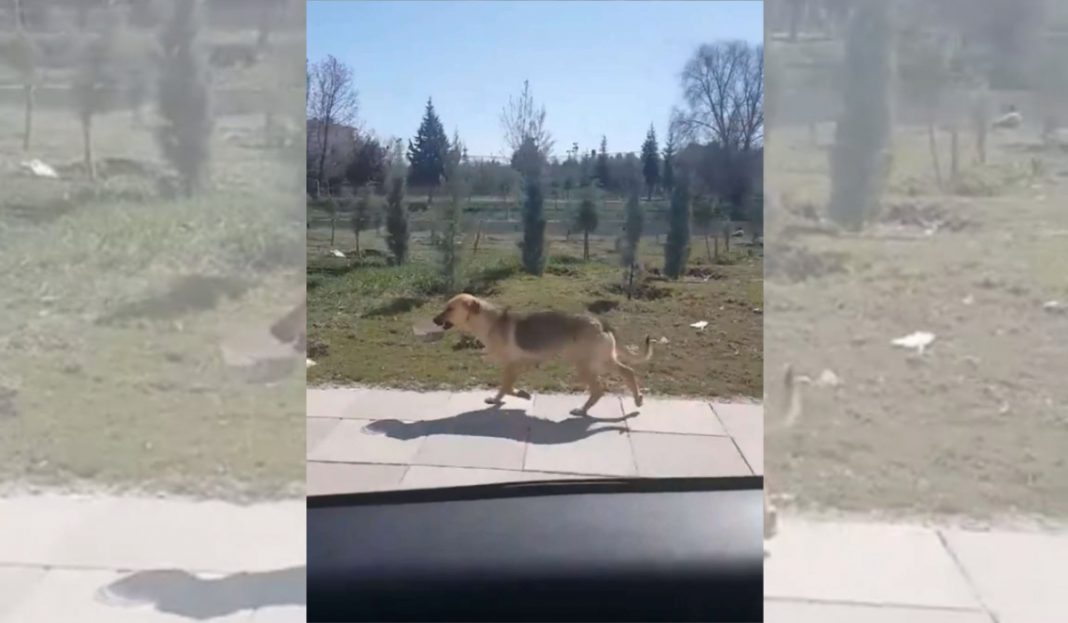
xmin=673 ymin=41 xmax=764 ymax=151
xmin=308 ymin=54 xmax=357 ymax=191
xmin=500 ymin=79 xmax=554 ymax=165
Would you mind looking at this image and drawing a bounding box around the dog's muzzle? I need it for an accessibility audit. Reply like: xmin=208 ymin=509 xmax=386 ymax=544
xmin=432 ymin=314 xmax=453 ymax=330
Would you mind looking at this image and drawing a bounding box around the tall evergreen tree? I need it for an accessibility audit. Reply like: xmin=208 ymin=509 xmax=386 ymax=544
xmin=640 ymin=124 xmax=660 ymax=200
xmin=594 ymin=135 xmax=610 ymax=190
xmin=406 ymin=98 xmax=450 ymax=200
xmin=664 ymin=172 xmax=691 ymax=279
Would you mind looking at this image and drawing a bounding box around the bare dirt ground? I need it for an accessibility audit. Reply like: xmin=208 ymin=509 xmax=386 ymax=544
xmin=766 ymin=125 xmax=1068 ymax=523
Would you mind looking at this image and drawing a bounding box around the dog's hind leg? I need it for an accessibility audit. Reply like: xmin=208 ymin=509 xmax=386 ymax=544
xmin=571 ymin=366 xmax=605 ymax=416
xmin=613 ymin=360 xmax=643 ymax=407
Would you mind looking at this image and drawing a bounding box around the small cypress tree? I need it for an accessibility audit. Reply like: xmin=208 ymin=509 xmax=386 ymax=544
xmin=595 ymin=135 xmax=611 ymax=190
xmin=351 ymin=185 xmax=375 ymax=256
xmin=621 ymin=185 xmax=644 ymax=298
xmin=385 ymin=175 xmax=409 ymax=264
xmin=157 ymin=0 xmax=212 ymax=197
xmin=439 ymin=140 xmax=465 ymax=292
xmin=574 ymin=184 xmax=599 ymax=261
xmin=520 ymin=175 xmax=547 ymax=275
xmin=828 ymin=0 xmax=893 ymax=230
xmin=664 ymin=173 xmax=691 ymax=279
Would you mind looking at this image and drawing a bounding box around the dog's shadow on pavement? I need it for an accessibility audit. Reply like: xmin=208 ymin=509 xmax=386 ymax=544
xmin=96 ymin=566 xmax=304 ymax=620
xmin=364 ymin=407 xmax=637 ymax=445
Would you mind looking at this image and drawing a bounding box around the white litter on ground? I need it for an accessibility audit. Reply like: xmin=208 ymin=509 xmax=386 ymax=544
xmin=19 ymin=159 xmax=59 ymax=178
xmin=306 ymin=358 xmax=316 ymax=368
xmin=815 ymin=369 xmax=842 ymax=388
xmin=891 ymin=331 xmax=936 ymax=354
xmin=1043 ymin=300 xmax=1064 ymax=314
xmin=689 ymin=320 xmax=709 ymax=330
xmin=330 ymin=249 xmax=345 ymax=258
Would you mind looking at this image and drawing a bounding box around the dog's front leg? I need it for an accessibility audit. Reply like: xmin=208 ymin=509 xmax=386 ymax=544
xmin=486 ymin=364 xmax=518 ymax=405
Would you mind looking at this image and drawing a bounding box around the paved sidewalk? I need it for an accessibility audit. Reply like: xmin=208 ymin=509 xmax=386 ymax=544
xmin=0 ymin=494 xmax=305 ymax=622
xmin=306 ymin=386 xmax=763 ymax=493
xmin=765 ymin=513 xmax=1068 ymax=623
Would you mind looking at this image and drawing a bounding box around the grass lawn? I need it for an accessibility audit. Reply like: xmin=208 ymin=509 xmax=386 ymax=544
xmin=0 ymin=100 xmax=305 ymax=499
xmin=766 ymin=119 xmax=1068 ymax=521
xmin=307 ymin=226 xmax=763 ymax=400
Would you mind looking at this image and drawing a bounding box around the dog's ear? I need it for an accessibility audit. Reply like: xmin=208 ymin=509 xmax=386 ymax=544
xmin=466 ymin=298 xmax=481 ymax=315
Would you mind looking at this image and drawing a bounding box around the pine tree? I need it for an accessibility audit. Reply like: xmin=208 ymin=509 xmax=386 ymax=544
xmin=407 ymin=98 xmax=450 ymax=203
xmin=664 ymin=172 xmax=691 ymax=279
xmin=640 ymin=124 xmax=660 ymax=200
xmin=575 ymin=184 xmax=599 ymax=261
xmin=385 ymin=175 xmax=409 ymax=264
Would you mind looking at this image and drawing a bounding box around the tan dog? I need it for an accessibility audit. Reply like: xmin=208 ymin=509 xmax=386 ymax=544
xmin=432 ymin=294 xmax=652 ymax=414
xmin=765 ymin=364 xmax=807 ymax=555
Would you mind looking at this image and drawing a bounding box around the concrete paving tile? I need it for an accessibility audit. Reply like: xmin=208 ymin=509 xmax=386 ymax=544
xmin=347 ymin=388 xmax=455 ymax=421
xmin=531 ymin=393 xmax=625 ymax=422
xmin=523 ymin=418 xmax=635 ymax=476
xmin=942 ymin=528 xmax=1068 ymax=623
xmin=306 ymin=418 xmax=340 ymax=455
xmin=765 ymin=519 xmax=980 ymax=609
xmin=50 ymin=499 xmax=304 ymax=573
xmin=412 ymin=421 xmax=528 ymax=470
xmin=250 ymin=605 xmax=306 ymax=623
xmin=0 ymin=567 xmax=47 ymax=619
xmin=306 ymin=418 xmax=426 ymax=464
xmin=764 ymin=600 xmax=992 ymax=623
xmin=306 ymin=462 xmax=406 ymax=496
xmin=627 ymin=397 xmax=728 ymax=436
xmin=443 ymin=390 xmax=535 ymax=415
xmin=630 ymin=432 xmax=752 ymax=477
xmin=305 ymin=388 xmax=363 ymax=418
xmin=6 ymin=569 xmax=254 ymax=622
xmin=0 ymin=495 xmax=115 ymax=565
xmin=399 ymin=466 xmax=584 ymax=489
xmin=712 ymin=402 xmax=763 ymax=474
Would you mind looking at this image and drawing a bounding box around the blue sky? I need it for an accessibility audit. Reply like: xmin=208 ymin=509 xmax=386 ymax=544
xmin=307 ymin=1 xmax=763 ymax=159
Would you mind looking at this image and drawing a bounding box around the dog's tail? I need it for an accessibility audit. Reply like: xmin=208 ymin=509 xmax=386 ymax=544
xmin=618 ymin=335 xmax=654 ymax=365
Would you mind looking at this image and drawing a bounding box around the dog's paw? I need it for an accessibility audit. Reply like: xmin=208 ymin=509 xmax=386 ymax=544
xmin=513 ymin=389 xmax=532 ymax=400
xmin=484 ymin=396 xmax=504 ymax=405
xmin=635 ymin=394 xmax=643 ymax=407
xmin=569 ymin=408 xmax=588 ymax=417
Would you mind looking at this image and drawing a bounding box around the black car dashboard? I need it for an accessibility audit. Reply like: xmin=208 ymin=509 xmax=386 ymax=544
xmin=307 ymin=475 xmax=764 ymax=622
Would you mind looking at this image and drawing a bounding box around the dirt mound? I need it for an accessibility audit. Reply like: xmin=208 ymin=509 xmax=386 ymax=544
xmin=880 ymin=201 xmax=973 ymax=233
xmin=766 ymin=243 xmax=848 ymax=283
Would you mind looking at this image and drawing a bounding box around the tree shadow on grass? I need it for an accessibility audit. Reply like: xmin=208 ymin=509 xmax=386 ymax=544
xmin=364 ymin=406 xmax=636 ymax=445
xmin=97 ymin=566 xmax=304 ymax=620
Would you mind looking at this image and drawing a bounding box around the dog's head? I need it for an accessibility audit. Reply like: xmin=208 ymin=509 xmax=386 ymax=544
xmin=432 ymin=293 xmax=482 ymax=332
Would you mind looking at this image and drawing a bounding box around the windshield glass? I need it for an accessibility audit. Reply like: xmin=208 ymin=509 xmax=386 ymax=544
xmin=305 ymin=0 xmax=766 ymax=494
